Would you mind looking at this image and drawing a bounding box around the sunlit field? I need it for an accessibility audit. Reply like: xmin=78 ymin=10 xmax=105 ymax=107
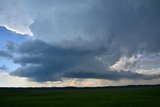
xmin=0 ymin=86 xmax=160 ymax=107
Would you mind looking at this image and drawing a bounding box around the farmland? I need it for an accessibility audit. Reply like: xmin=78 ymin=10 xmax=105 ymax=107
xmin=0 ymin=85 xmax=160 ymax=107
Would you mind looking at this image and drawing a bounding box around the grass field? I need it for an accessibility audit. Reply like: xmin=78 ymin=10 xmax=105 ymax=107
xmin=0 ymin=86 xmax=160 ymax=107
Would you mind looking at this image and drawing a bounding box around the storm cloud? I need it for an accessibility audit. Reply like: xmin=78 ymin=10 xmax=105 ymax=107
xmin=0 ymin=0 xmax=160 ymax=82
xmin=10 ymin=39 xmax=160 ymax=82
xmin=0 ymin=50 xmax=12 ymax=58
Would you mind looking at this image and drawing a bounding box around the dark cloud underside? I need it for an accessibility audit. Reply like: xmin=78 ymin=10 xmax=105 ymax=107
xmin=10 ymin=40 xmax=160 ymax=82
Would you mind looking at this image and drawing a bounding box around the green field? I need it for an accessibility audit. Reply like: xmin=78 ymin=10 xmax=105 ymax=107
xmin=0 ymin=86 xmax=160 ymax=107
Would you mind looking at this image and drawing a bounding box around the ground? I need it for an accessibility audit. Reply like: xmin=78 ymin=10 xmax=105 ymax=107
xmin=0 ymin=86 xmax=160 ymax=107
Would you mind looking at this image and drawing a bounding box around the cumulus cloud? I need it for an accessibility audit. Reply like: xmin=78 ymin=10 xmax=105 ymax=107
xmin=136 ymin=68 xmax=160 ymax=75
xmin=109 ymin=56 xmax=139 ymax=72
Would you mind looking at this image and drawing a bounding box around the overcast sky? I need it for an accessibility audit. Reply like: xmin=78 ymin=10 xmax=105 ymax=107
xmin=0 ymin=0 xmax=160 ymax=87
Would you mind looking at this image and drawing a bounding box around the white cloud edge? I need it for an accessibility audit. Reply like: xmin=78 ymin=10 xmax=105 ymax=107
xmin=2 ymin=25 xmax=33 ymax=36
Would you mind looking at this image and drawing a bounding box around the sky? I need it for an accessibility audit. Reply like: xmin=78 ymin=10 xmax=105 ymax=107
xmin=0 ymin=0 xmax=160 ymax=87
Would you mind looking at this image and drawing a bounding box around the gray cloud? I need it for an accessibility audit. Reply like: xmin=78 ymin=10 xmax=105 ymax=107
xmin=6 ymin=41 xmax=16 ymax=52
xmin=10 ymin=40 xmax=108 ymax=81
xmin=0 ymin=50 xmax=12 ymax=58
xmin=26 ymin=0 xmax=160 ymax=60
xmin=10 ymin=40 xmax=160 ymax=82
xmin=0 ymin=0 xmax=160 ymax=82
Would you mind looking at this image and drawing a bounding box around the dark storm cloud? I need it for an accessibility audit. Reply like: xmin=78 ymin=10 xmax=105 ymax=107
xmin=28 ymin=0 xmax=160 ymax=55
xmin=10 ymin=40 xmax=108 ymax=81
xmin=63 ymin=70 xmax=160 ymax=80
xmin=96 ymin=0 xmax=160 ymax=55
xmin=0 ymin=50 xmax=12 ymax=58
xmin=6 ymin=41 xmax=16 ymax=52
xmin=28 ymin=0 xmax=160 ymax=59
xmin=6 ymin=0 xmax=160 ymax=82
xmin=10 ymin=40 xmax=160 ymax=82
